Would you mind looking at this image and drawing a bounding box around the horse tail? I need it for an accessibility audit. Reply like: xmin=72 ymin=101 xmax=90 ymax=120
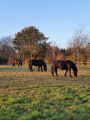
xmin=29 ymin=60 xmax=32 ymax=71
xmin=51 ymin=64 xmax=54 ymax=76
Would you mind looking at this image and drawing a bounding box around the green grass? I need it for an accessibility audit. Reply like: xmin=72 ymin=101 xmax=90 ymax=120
xmin=0 ymin=65 xmax=90 ymax=120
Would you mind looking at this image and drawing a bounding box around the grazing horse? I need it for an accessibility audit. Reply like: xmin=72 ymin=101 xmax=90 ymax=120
xmin=51 ymin=60 xmax=78 ymax=77
xmin=12 ymin=59 xmax=22 ymax=67
xmin=29 ymin=59 xmax=47 ymax=72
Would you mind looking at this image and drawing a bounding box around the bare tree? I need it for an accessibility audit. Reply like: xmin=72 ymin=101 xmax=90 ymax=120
xmin=0 ymin=36 xmax=15 ymax=64
xmin=68 ymin=26 xmax=90 ymax=64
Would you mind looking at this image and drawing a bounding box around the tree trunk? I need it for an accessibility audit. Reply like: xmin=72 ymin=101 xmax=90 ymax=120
xmin=77 ymin=46 xmax=79 ymax=65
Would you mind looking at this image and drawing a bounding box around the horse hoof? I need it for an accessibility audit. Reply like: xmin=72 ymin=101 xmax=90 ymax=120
xmin=56 ymin=75 xmax=59 ymax=77
xmin=52 ymin=75 xmax=55 ymax=77
xmin=74 ymin=75 xmax=77 ymax=77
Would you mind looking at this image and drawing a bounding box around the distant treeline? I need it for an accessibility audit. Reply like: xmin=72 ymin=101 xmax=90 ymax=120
xmin=0 ymin=26 xmax=90 ymax=65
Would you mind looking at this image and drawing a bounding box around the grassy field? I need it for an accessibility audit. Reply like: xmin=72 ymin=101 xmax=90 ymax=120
xmin=0 ymin=65 xmax=90 ymax=120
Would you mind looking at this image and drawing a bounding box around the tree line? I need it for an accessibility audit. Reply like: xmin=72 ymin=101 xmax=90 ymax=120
xmin=0 ymin=26 xmax=90 ymax=65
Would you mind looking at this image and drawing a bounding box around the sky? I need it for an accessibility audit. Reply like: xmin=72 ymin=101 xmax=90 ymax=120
xmin=0 ymin=0 xmax=90 ymax=48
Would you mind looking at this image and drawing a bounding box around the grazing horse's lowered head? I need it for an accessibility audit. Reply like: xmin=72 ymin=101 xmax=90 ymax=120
xmin=51 ymin=60 xmax=78 ymax=77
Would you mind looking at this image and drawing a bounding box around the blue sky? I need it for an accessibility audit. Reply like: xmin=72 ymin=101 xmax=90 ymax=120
xmin=0 ymin=0 xmax=90 ymax=48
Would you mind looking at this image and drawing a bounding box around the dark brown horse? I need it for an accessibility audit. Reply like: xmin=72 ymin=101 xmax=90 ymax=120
xmin=12 ymin=59 xmax=22 ymax=67
xmin=51 ymin=60 xmax=78 ymax=77
xmin=29 ymin=59 xmax=47 ymax=72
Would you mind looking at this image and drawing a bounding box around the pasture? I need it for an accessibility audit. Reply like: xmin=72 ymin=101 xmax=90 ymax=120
xmin=0 ymin=65 xmax=90 ymax=120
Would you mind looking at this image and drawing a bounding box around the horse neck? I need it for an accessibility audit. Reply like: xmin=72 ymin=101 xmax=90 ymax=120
xmin=43 ymin=62 xmax=46 ymax=70
xmin=71 ymin=63 xmax=77 ymax=72
xmin=43 ymin=62 xmax=46 ymax=67
xmin=29 ymin=60 xmax=32 ymax=65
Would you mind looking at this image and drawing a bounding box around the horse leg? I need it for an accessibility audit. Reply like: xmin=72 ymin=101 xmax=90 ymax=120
xmin=30 ymin=67 xmax=33 ymax=71
xmin=38 ymin=66 xmax=40 ymax=71
xmin=17 ymin=63 xmax=19 ymax=67
xmin=13 ymin=63 xmax=15 ymax=67
xmin=65 ymin=69 xmax=68 ymax=77
xmin=67 ymin=64 xmax=72 ymax=77
xmin=21 ymin=62 xmax=22 ymax=67
xmin=41 ymin=66 xmax=43 ymax=72
xmin=55 ymin=67 xmax=58 ymax=76
xmin=29 ymin=65 xmax=33 ymax=72
xmin=12 ymin=63 xmax=15 ymax=67
xmin=31 ymin=67 xmax=33 ymax=71
xmin=69 ymin=67 xmax=72 ymax=77
xmin=30 ymin=68 xmax=33 ymax=71
xmin=51 ymin=65 xmax=55 ymax=77
xmin=31 ymin=66 xmax=33 ymax=71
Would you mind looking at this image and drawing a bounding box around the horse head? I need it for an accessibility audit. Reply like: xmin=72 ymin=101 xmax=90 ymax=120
xmin=73 ymin=68 xmax=78 ymax=77
xmin=44 ymin=64 xmax=47 ymax=71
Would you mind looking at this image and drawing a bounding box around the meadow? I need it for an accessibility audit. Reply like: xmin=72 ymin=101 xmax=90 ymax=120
xmin=0 ymin=65 xmax=90 ymax=120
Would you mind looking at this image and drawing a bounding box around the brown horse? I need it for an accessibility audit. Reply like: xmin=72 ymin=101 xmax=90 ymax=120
xmin=12 ymin=59 xmax=22 ymax=67
xmin=51 ymin=60 xmax=78 ymax=77
xmin=28 ymin=59 xmax=47 ymax=72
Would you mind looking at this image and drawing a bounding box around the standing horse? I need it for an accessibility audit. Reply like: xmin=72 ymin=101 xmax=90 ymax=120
xmin=12 ymin=59 xmax=22 ymax=67
xmin=29 ymin=59 xmax=47 ymax=72
xmin=51 ymin=60 xmax=78 ymax=77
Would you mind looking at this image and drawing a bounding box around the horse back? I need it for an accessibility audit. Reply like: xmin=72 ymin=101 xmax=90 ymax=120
xmin=53 ymin=60 xmax=67 ymax=70
xmin=29 ymin=59 xmax=46 ymax=66
xmin=29 ymin=59 xmax=40 ymax=66
xmin=13 ymin=59 xmax=22 ymax=64
xmin=38 ymin=59 xmax=46 ymax=65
